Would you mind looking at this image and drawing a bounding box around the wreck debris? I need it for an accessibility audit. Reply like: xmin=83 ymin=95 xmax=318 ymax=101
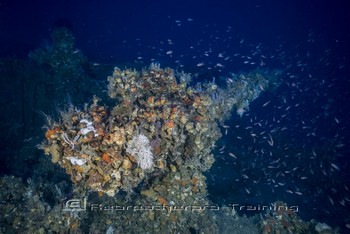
xmin=42 ymin=64 xmax=281 ymax=197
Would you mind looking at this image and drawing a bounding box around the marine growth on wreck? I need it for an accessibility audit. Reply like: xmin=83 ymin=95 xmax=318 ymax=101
xmin=41 ymin=62 xmax=282 ymax=199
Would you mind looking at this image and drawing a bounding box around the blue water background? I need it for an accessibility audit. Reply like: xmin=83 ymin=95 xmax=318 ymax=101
xmin=1 ymin=0 xmax=350 ymax=230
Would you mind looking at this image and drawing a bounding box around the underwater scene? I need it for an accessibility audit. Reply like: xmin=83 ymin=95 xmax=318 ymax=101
xmin=0 ymin=0 xmax=349 ymax=233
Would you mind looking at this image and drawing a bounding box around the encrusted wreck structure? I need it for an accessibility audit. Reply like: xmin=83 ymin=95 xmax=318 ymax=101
xmin=42 ymin=63 xmax=281 ymax=199
xmin=38 ymin=63 xmax=282 ymax=232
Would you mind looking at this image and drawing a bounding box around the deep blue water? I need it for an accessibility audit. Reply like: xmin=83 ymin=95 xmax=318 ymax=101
xmin=1 ymin=0 xmax=350 ymax=231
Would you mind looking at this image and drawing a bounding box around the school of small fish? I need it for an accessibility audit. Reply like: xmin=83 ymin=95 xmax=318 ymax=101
xmin=98 ymin=20 xmax=349 ymax=230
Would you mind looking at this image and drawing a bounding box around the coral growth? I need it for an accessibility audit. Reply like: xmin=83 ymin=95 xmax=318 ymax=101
xmin=41 ymin=64 xmax=280 ymax=197
xmin=126 ymin=133 xmax=154 ymax=170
